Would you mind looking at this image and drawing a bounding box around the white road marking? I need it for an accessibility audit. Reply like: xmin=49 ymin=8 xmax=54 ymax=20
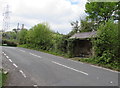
xmin=29 ymin=53 xmax=42 ymax=58
xmin=33 ymin=85 xmax=38 ymax=87
xmin=68 ymin=59 xmax=83 ymax=64
xmin=110 ymin=81 xmax=113 ymax=84
xmin=19 ymin=50 xmax=25 ymax=53
xmin=52 ymin=61 xmax=88 ymax=75
xmin=13 ymin=63 xmax=18 ymax=68
xmin=4 ymin=53 xmax=6 ymax=56
xmin=19 ymin=70 xmax=26 ymax=78
xmin=91 ymin=65 xmax=102 ymax=69
xmin=8 ymin=59 xmax=12 ymax=62
xmin=2 ymin=52 xmax=5 ymax=54
xmin=91 ymin=65 xmax=119 ymax=73
xmin=6 ymin=56 xmax=9 ymax=59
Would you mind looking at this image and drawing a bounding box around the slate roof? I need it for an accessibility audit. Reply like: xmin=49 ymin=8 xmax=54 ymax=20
xmin=70 ymin=31 xmax=97 ymax=39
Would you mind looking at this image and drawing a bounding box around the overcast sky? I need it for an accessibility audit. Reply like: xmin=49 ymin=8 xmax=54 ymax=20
xmin=0 ymin=0 xmax=87 ymax=34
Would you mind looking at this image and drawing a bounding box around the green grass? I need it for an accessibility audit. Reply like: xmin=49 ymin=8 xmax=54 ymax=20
xmin=70 ymin=57 xmax=120 ymax=71
xmin=18 ymin=44 xmax=69 ymax=58
xmin=0 ymin=69 xmax=8 ymax=87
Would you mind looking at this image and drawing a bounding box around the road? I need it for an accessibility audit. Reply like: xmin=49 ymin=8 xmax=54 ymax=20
xmin=1 ymin=46 xmax=119 ymax=87
xmin=2 ymin=54 xmax=36 ymax=86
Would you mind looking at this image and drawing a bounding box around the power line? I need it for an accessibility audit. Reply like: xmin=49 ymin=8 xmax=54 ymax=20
xmin=2 ymin=5 xmax=11 ymax=32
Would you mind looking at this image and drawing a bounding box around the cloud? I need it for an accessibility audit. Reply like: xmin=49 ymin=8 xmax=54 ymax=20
xmin=0 ymin=0 xmax=87 ymax=34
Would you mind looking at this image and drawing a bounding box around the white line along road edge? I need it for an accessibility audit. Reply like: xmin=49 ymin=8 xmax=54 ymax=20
xmin=68 ymin=59 xmax=83 ymax=64
xmin=90 ymin=65 xmax=119 ymax=73
xmin=52 ymin=61 xmax=88 ymax=75
xmin=19 ymin=50 xmax=26 ymax=53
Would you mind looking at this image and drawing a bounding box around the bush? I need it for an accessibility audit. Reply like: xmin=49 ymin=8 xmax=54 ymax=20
xmin=93 ymin=19 xmax=120 ymax=66
xmin=2 ymin=39 xmax=17 ymax=47
xmin=17 ymin=29 xmax=28 ymax=44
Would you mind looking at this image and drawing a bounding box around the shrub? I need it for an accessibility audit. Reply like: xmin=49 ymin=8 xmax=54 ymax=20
xmin=93 ymin=19 xmax=120 ymax=65
xmin=2 ymin=39 xmax=17 ymax=47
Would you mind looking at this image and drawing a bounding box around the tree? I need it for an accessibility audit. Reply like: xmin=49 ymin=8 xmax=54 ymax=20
xmin=69 ymin=19 xmax=97 ymax=34
xmin=71 ymin=21 xmax=80 ymax=33
xmin=25 ymin=23 xmax=54 ymax=50
xmin=12 ymin=29 xmax=18 ymax=33
xmin=68 ymin=20 xmax=80 ymax=37
xmin=85 ymin=2 xmax=120 ymax=24
xmin=93 ymin=20 xmax=120 ymax=65
xmin=80 ymin=19 xmax=97 ymax=32
xmin=17 ymin=29 xmax=28 ymax=44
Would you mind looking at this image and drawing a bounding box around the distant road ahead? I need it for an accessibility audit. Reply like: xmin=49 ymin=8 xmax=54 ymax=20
xmin=2 ymin=46 xmax=119 ymax=86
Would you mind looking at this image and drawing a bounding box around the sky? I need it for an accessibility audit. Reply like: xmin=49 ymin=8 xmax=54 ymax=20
xmin=0 ymin=0 xmax=87 ymax=34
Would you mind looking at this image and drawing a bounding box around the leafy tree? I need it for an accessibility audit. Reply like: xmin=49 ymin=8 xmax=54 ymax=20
xmin=80 ymin=20 xmax=97 ymax=32
xmin=68 ymin=20 xmax=81 ymax=37
xmin=69 ymin=19 xmax=97 ymax=34
xmin=17 ymin=29 xmax=28 ymax=44
xmin=85 ymin=2 xmax=120 ymax=24
xmin=71 ymin=21 xmax=80 ymax=33
xmin=54 ymin=35 xmax=68 ymax=53
xmin=13 ymin=29 xmax=18 ymax=33
xmin=93 ymin=20 xmax=120 ymax=65
xmin=9 ymin=32 xmax=17 ymax=40
xmin=25 ymin=23 xmax=53 ymax=50
xmin=25 ymin=28 xmax=34 ymax=44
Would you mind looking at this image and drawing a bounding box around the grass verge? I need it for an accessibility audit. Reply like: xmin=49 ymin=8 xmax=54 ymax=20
xmin=70 ymin=57 xmax=120 ymax=71
xmin=0 ymin=69 xmax=8 ymax=87
xmin=18 ymin=44 xmax=69 ymax=58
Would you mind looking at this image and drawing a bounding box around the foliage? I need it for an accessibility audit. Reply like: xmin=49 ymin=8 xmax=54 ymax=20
xmin=77 ymin=58 xmax=120 ymax=71
xmin=71 ymin=21 xmax=80 ymax=33
xmin=2 ymin=1 xmax=119 ymax=71
xmin=25 ymin=23 xmax=54 ymax=50
xmin=80 ymin=19 xmax=97 ymax=32
xmin=93 ymin=20 xmax=120 ymax=67
xmin=52 ymin=33 xmax=68 ymax=53
xmin=17 ymin=29 xmax=28 ymax=44
xmin=2 ymin=39 xmax=17 ymax=46
xmin=70 ymin=19 xmax=98 ymax=35
xmin=67 ymin=39 xmax=76 ymax=57
xmin=0 ymin=69 xmax=8 ymax=87
xmin=85 ymin=2 xmax=119 ymax=24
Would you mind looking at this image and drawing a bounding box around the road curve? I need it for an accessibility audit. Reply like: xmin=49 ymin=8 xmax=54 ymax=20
xmin=2 ymin=46 xmax=119 ymax=86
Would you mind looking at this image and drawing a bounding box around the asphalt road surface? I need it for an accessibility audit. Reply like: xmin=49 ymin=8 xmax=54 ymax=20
xmin=1 ymin=46 xmax=119 ymax=86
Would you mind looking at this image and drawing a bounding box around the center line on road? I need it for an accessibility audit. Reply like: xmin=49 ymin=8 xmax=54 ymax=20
xmin=6 ymin=56 xmax=9 ymax=59
xmin=8 ymin=59 xmax=12 ymax=62
xmin=29 ymin=53 xmax=42 ymax=58
xmin=19 ymin=70 xmax=27 ymax=78
xmin=13 ymin=63 xmax=18 ymax=68
xmin=52 ymin=61 xmax=88 ymax=75
xmin=33 ymin=85 xmax=38 ymax=88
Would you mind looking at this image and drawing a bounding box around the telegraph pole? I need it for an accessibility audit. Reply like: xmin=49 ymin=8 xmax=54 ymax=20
xmin=2 ymin=5 xmax=11 ymax=32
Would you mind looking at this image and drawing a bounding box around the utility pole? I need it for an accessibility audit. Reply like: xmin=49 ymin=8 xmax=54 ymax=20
xmin=17 ymin=23 xmax=20 ymax=30
xmin=2 ymin=5 xmax=11 ymax=32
